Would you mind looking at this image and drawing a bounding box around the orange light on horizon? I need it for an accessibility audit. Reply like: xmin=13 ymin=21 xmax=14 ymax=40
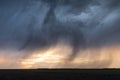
xmin=1 ymin=44 xmax=120 ymax=68
xmin=20 ymin=42 xmax=73 ymax=68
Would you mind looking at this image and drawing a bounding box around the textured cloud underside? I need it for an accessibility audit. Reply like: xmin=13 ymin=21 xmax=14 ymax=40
xmin=0 ymin=0 xmax=120 ymax=68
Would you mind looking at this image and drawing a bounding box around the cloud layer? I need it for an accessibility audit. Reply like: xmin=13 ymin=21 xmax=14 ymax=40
xmin=0 ymin=0 xmax=120 ymax=68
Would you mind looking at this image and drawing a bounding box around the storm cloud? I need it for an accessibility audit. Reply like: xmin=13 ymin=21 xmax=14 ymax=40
xmin=0 ymin=0 xmax=120 ymax=68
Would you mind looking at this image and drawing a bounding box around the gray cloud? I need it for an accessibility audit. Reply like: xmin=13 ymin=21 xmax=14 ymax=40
xmin=0 ymin=0 xmax=120 ymax=68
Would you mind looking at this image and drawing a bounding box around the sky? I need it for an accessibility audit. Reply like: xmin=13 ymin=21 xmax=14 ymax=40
xmin=0 ymin=0 xmax=120 ymax=69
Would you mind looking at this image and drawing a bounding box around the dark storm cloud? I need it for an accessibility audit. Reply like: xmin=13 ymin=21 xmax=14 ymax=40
xmin=0 ymin=0 xmax=120 ymax=61
xmin=87 ymin=0 xmax=120 ymax=46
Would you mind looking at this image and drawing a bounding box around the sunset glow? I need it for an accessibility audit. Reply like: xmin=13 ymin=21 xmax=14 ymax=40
xmin=17 ymin=44 xmax=120 ymax=69
xmin=0 ymin=44 xmax=120 ymax=68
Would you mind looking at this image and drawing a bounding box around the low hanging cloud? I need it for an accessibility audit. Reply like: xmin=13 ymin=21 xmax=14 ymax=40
xmin=0 ymin=0 xmax=120 ymax=68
